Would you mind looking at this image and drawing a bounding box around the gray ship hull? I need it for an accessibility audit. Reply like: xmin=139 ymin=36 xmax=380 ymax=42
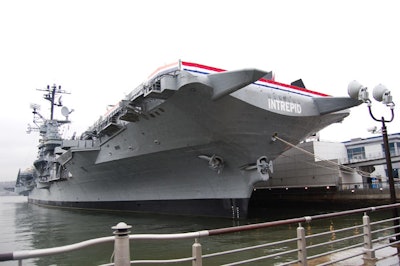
xmin=22 ymin=61 xmax=361 ymax=218
xmin=29 ymin=197 xmax=250 ymax=218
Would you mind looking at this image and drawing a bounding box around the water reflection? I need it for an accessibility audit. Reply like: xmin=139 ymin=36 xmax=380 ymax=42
xmin=1 ymin=196 xmax=396 ymax=265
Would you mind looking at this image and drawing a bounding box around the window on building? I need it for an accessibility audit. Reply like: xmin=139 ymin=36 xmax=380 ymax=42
xmin=347 ymin=147 xmax=366 ymax=161
xmin=381 ymin=143 xmax=396 ymax=157
xmin=385 ymin=168 xmax=399 ymax=179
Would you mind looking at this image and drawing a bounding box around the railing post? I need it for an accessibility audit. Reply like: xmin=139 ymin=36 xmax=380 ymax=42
xmin=297 ymin=222 xmax=307 ymax=266
xmin=112 ymin=222 xmax=132 ymax=266
xmin=363 ymin=212 xmax=376 ymax=261
xmin=192 ymin=238 xmax=202 ymax=266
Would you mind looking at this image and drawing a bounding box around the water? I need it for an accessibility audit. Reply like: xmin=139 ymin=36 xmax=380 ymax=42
xmin=0 ymin=196 xmax=394 ymax=266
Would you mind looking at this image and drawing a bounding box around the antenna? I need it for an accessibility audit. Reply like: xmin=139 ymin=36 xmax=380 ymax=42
xmin=36 ymin=84 xmax=71 ymax=120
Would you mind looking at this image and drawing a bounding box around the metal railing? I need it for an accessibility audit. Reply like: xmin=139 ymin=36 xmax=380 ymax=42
xmin=338 ymin=149 xmax=400 ymax=165
xmin=338 ymin=181 xmax=400 ymax=191
xmin=2 ymin=204 xmax=400 ymax=265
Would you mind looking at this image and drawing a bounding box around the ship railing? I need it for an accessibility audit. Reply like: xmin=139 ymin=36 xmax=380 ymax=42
xmin=1 ymin=204 xmax=400 ymax=265
xmin=81 ymin=71 xmax=175 ymax=138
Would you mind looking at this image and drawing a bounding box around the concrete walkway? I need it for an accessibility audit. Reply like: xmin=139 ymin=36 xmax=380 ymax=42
xmin=304 ymin=245 xmax=400 ymax=266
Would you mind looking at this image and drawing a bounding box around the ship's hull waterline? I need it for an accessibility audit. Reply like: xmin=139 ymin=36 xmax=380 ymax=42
xmin=20 ymin=61 xmax=361 ymax=218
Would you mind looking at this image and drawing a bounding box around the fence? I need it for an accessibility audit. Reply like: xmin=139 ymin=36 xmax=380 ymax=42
xmin=1 ymin=203 xmax=400 ymax=265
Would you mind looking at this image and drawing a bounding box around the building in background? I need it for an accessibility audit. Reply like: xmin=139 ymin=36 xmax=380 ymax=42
xmin=256 ymin=133 xmax=400 ymax=191
xmin=344 ymin=133 xmax=400 ymax=183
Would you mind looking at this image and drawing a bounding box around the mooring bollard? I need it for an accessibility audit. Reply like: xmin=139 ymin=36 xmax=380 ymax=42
xmin=112 ymin=222 xmax=132 ymax=266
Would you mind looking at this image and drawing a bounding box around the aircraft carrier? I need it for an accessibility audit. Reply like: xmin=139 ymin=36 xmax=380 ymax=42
xmin=16 ymin=60 xmax=361 ymax=218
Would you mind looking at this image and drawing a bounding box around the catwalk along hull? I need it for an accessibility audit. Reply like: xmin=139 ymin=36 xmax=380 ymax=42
xmin=23 ymin=61 xmax=361 ymax=218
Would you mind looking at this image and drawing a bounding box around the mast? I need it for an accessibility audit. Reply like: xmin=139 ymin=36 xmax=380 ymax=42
xmin=37 ymin=84 xmax=69 ymax=121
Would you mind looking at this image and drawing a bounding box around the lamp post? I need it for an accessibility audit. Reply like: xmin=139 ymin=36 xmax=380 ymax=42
xmin=348 ymin=81 xmax=399 ymax=242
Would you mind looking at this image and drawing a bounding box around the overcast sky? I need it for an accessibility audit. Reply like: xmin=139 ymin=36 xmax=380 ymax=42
xmin=1 ymin=0 xmax=399 ymax=181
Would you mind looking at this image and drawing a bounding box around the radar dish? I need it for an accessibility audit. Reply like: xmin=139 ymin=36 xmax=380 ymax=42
xmin=61 ymin=106 xmax=70 ymax=117
xmin=30 ymin=103 xmax=40 ymax=110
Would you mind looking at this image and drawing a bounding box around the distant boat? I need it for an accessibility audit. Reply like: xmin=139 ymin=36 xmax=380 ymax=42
xmin=16 ymin=60 xmax=361 ymax=218
xmin=15 ymin=168 xmax=36 ymax=196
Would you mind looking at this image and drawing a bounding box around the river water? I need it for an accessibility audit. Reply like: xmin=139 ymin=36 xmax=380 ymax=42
xmin=0 ymin=196 xmax=394 ymax=266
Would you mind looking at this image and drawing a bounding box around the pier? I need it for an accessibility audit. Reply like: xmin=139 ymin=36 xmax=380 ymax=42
xmin=251 ymin=184 xmax=400 ymax=208
xmin=254 ymin=133 xmax=400 ymax=209
xmin=2 ymin=203 xmax=400 ymax=265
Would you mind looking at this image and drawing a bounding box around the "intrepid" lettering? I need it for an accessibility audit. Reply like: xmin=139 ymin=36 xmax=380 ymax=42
xmin=267 ymin=99 xmax=302 ymax=114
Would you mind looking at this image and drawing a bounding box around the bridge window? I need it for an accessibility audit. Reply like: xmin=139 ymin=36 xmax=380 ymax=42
xmin=347 ymin=147 xmax=366 ymax=162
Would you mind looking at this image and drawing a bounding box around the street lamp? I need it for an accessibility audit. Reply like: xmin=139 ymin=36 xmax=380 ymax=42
xmin=348 ymin=81 xmax=399 ymax=242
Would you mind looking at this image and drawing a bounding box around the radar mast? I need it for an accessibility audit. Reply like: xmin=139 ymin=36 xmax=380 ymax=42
xmin=36 ymin=84 xmax=71 ymax=121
